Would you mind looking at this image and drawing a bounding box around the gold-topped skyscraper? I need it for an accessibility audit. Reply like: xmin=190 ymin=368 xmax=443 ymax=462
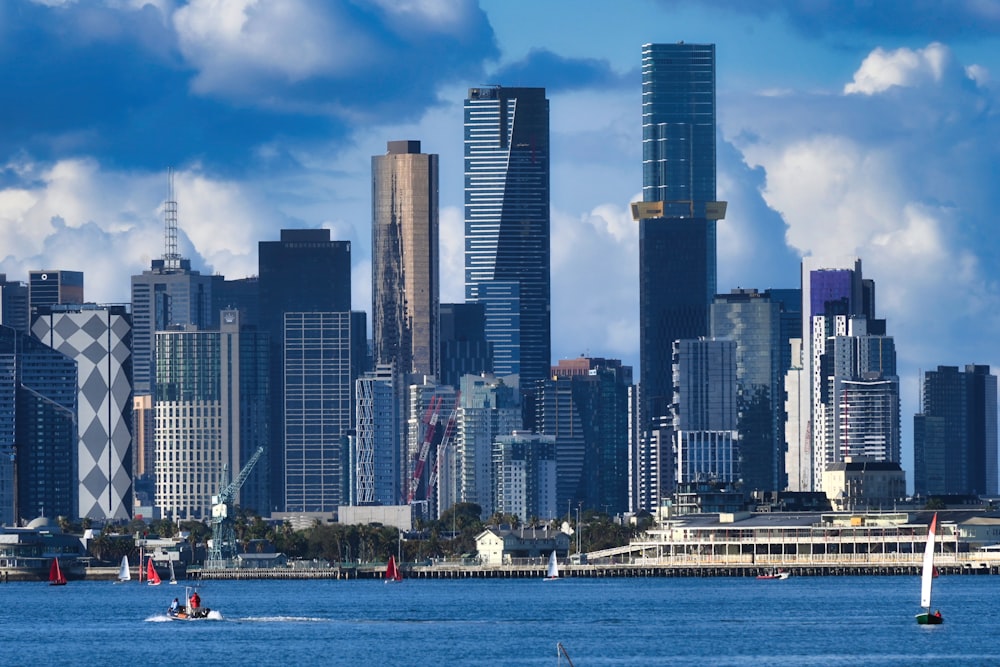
xmin=371 ymin=140 xmax=440 ymax=377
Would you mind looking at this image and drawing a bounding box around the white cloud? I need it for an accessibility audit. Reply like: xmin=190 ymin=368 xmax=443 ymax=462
xmin=844 ymin=42 xmax=952 ymax=95
xmin=173 ymin=0 xmax=371 ymax=94
xmin=0 ymin=159 xmax=293 ymax=305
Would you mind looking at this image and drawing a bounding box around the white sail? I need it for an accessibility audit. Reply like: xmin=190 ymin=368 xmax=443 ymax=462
xmin=546 ymin=551 xmax=559 ymax=579
xmin=920 ymin=513 xmax=937 ymax=609
xmin=118 ymin=555 xmax=131 ymax=582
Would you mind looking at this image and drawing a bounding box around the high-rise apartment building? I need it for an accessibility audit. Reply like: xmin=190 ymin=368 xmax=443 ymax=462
xmin=464 ymin=86 xmax=550 ymax=388
xmin=31 ymin=304 xmax=133 ymax=520
xmin=0 ymin=325 xmax=77 ymax=525
xmin=672 ymin=338 xmax=739 ymax=486
xmin=355 ymin=364 xmax=402 ymax=506
xmin=153 ymin=310 xmax=270 ymax=519
xmin=635 ymin=43 xmax=725 ymax=432
xmin=785 ymin=258 xmax=872 ymax=491
xmin=372 ymin=140 xmax=439 ymax=378
xmin=455 ymin=373 xmax=521 ymax=519
xmin=541 ymin=357 xmax=633 ymax=515
xmin=258 ymin=229 xmax=355 ymax=512
xmin=915 ymin=365 xmax=998 ymax=497
xmin=493 ymin=431 xmax=558 ymax=521
xmin=711 ymin=288 xmax=799 ymax=493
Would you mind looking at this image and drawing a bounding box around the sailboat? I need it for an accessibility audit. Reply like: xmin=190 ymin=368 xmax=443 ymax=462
xmin=915 ymin=512 xmax=943 ymax=625
xmin=168 ymin=558 xmax=178 ymax=585
xmin=49 ymin=558 xmax=67 ymax=586
xmin=115 ymin=555 xmax=131 ymax=584
xmin=544 ymin=550 xmax=559 ymax=581
xmin=146 ymin=557 xmax=162 ymax=586
xmin=384 ymin=555 xmax=403 ymax=583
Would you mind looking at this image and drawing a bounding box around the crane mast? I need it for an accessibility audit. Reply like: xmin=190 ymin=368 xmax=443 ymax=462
xmin=205 ymin=446 xmax=264 ymax=569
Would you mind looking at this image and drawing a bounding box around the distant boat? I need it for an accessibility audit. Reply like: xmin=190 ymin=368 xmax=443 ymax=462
xmin=168 ymin=558 xmax=178 ymax=585
xmin=116 ymin=555 xmax=130 ymax=584
xmin=146 ymin=557 xmax=162 ymax=586
xmin=544 ymin=550 xmax=559 ymax=581
xmin=385 ymin=555 xmax=403 ymax=583
xmin=757 ymin=568 xmax=790 ymax=580
xmin=49 ymin=558 xmax=67 ymax=586
xmin=916 ymin=513 xmax=944 ymax=625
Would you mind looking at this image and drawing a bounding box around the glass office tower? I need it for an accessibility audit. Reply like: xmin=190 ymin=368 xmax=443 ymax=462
xmin=637 ymin=43 xmax=723 ymax=430
xmin=464 ymin=86 xmax=550 ymax=388
xmin=372 ymin=140 xmax=440 ymax=378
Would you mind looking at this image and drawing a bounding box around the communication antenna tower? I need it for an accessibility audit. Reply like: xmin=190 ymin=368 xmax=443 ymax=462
xmin=164 ymin=167 xmax=181 ymax=270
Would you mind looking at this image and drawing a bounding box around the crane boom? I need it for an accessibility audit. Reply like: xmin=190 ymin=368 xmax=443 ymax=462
xmin=206 ymin=446 xmax=264 ymax=568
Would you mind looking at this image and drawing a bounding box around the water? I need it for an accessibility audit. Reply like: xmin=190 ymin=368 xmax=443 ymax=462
xmin=2 ymin=574 xmax=997 ymax=666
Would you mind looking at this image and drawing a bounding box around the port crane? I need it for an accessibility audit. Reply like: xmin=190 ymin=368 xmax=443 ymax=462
xmin=206 ymin=446 xmax=264 ymax=568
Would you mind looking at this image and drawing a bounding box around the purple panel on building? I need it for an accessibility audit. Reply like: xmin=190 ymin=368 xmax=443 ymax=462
xmin=809 ymin=270 xmax=854 ymax=318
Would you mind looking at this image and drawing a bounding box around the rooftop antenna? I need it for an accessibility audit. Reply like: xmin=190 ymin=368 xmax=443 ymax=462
xmin=164 ymin=167 xmax=181 ymax=271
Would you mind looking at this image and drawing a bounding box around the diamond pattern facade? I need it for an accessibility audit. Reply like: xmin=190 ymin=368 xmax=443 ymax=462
xmin=32 ymin=305 xmax=133 ymax=519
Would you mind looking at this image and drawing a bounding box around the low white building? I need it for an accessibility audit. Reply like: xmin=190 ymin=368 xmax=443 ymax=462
xmin=475 ymin=526 xmax=570 ymax=565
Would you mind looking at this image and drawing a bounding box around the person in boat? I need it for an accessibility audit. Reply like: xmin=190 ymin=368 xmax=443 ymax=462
xmin=189 ymin=591 xmax=201 ymax=610
xmin=934 ymin=610 xmax=942 ymax=618
xmin=169 ymin=598 xmax=179 ymax=613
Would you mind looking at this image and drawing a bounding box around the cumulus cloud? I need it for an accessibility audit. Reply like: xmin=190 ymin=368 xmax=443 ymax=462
xmin=730 ymin=41 xmax=1000 ymax=378
xmin=845 ymin=42 xmax=954 ymax=95
xmin=0 ymin=159 xmax=295 ymax=304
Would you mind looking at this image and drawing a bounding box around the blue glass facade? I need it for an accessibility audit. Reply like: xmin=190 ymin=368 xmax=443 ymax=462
xmin=0 ymin=326 xmax=77 ymax=524
xmin=464 ymin=86 xmax=550 ymax=387
xmin=638 ymin=43 xmax=718 ymax=427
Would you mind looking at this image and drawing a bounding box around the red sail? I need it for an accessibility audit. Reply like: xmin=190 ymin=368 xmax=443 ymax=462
xmin=49 ymin=558 xmax=67 ymax=585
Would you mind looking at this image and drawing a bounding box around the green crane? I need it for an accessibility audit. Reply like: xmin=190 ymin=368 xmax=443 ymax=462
xmin=205 ymin=447 xmax=264 ymax=569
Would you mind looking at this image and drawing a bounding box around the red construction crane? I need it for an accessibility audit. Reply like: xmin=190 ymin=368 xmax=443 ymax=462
xmin=407 ymin=394 xmax=443 ymax=504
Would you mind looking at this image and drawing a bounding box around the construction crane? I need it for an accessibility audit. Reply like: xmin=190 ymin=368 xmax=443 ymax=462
xmin=426 ymin=396 xmax=459 ymax=506
xmin=407 ymin=396 xmax=443 ymax=504
xmin=206 ymin=446 xmax=264 ymax=569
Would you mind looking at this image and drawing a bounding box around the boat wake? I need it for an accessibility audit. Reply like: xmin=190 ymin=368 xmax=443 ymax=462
xmin=145 ymin=610 xmax=225 ymax=622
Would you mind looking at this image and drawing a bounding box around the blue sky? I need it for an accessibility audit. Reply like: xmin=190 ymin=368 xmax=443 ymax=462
xmin=3 ymin=0 xmax=1000 ymax=481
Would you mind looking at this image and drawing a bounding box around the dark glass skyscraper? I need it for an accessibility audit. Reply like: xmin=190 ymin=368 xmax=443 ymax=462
xmin=258 ymin=229 xmax=354 ymax=511
xmin=914 ymin=365 xmax=998 ymax=497
xmin=636 ymin=43 xmax=723 ymax=429
xmin=464 ymin=86 xmax=550 ymax=388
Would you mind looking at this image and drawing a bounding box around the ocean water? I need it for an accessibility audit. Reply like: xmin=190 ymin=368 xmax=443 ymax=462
xmin=1 ymin=574 xmax=997 ymax=666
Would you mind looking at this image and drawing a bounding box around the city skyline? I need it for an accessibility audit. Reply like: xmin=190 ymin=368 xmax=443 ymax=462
xmin=3 ymin=1 xmax=1000 ymax=486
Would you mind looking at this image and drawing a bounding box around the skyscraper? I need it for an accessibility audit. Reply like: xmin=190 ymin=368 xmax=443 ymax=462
xmin=0 ymin=325 xmax=77 ymax=525
xmin=153 ymin=310 xmax=270 ymax=519
xmin=635 ymin=43 xmax=725 ymax=433
xmin=258 ymin=229 xmax=355 ymax=512
xmin=464 ymin=86 xmax=550 ymax=387
xmin=672 ymin=338 xmax=739 ymax=487
xmin=282 ymin=311 xmax=367 ymax=513
xmin=130 ymin=176 xmax=215 ymax=397
xmin=372 ymin=140 xmax=439 ymax=378
xmin=545 ymin=357 xmax=633 ymax=514
xmin=915 ymin=365 xmax=998 ymax=497
xmin=31 ymin=304 xmax=133 ymax=520
xmin=711 ymin=288 xmax=798 ymax=493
